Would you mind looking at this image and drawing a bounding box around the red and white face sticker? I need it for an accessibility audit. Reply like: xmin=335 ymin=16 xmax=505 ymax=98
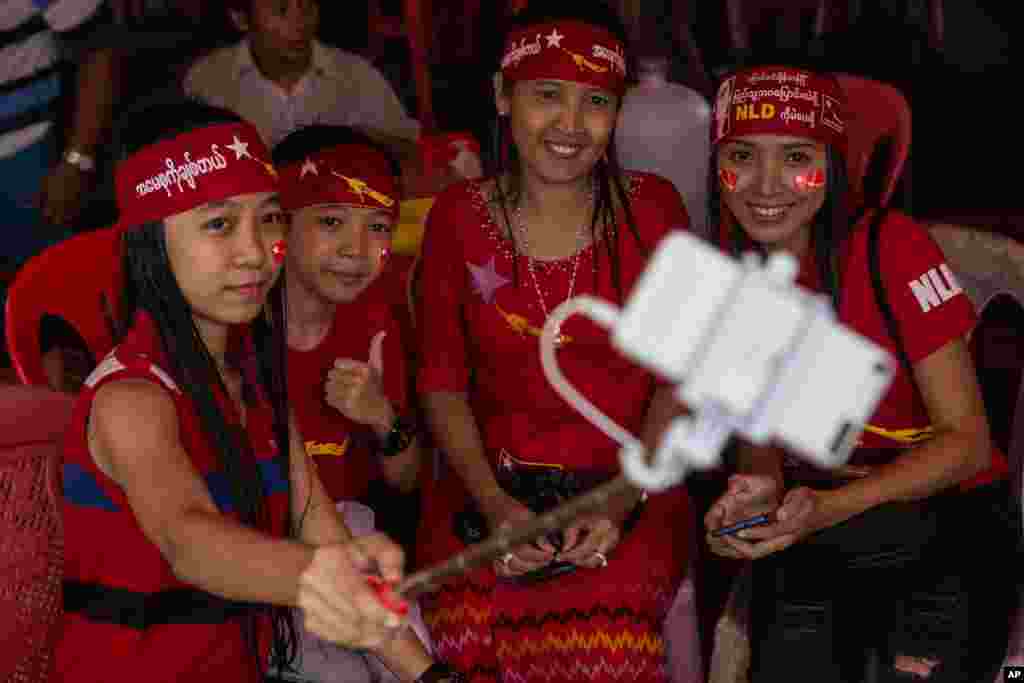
xmin=719 ymin=168 xmax=739 ymax=192
xmin=272 ymin=239 xmax=287 ymax=264
xmin=792 ymin=167 xmax=826 ymax=192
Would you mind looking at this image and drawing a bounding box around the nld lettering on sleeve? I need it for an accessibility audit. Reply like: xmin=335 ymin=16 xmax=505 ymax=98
xmin=908 ymin=264 xmax=963 ymax=313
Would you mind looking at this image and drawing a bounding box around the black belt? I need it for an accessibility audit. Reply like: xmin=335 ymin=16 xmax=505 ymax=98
xmin=64 ymin=581 xmax=259 ymax=630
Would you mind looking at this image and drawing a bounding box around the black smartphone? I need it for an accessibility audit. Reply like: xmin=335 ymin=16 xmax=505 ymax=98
xmin=515 ymin=560 xmax=577 ymax=585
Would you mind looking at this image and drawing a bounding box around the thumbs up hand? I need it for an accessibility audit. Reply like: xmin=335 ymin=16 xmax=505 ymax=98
xmin=325 ymin=331 xmax=395 ymax=435
xmin=449 ymin=139 xmax=483 ymax=180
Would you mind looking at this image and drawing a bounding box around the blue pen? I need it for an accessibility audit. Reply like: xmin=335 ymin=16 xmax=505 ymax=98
xmin=711 ymin=512 xmax=774 ymax=537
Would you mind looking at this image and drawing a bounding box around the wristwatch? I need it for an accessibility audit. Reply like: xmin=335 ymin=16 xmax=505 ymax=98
xmin=416 ymin=662 xmax=466 ymax=683
xmin=64 ymin=149 xmax=96 ymax=172
xmin=622 ymin=489 xmax=649 ymax=534
xmin=378 ymin=414 xmax=416 ymax=458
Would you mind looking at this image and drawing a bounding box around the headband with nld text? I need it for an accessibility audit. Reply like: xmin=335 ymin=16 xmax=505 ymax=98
xmin=712 ymin=66 xmax=847 ymax=155
xmin=501 ymin=20 xmax=628 ymax=95
xmin=115 ymin=121 xmax=278 ymax=229
xmin=278 ymin=143 xmax=400 ymax=216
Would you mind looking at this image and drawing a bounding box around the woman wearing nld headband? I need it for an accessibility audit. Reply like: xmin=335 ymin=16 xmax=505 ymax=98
xmin=704 ymin=66 xmax=1003 ymax=682
xmin=54 ymin=102 xmax=453 ymax=683
xmin=415 ymin=1 xmax=693 ymax=681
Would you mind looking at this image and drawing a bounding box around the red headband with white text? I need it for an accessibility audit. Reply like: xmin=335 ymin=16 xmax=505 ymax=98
xmin=115 ymin=121 xmax=278 ymax=228
xmin=501 ymin=20 xmax=628 ymax=95
xmin=278 ymin=143 xmax=400 ymax=216
xmin=712 ymin=66 xmax=847 ymax=154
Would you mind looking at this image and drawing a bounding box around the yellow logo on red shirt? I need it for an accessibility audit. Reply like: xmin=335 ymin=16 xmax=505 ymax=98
xmin=860 ymin=424 xmax=934 ymax=445
xmin=305 ymin=438 xmax=350 ymax=458
xmin=495 ymin=303 xmax=573 ymax=346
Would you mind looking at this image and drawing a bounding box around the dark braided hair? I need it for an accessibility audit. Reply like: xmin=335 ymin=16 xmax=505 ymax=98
xmin=488 ymin=0 xmax=646 ymax=304
xmin=113 ymin=100 xmax=299 ymax=675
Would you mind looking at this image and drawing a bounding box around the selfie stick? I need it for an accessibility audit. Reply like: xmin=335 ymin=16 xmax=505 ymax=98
xmin=395 ymin=231 xmax=895 ymax=600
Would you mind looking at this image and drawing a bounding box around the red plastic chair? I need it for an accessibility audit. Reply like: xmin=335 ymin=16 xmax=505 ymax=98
xmin=929 ymin=224 xmax=1024 ymax=679
xmin=5 ymin=226 xmax=123 ymax=387
xmin=0 ymin=384 xmax=74 ymax=682
xmin=834 ymin=73 xmax=912 ymax=209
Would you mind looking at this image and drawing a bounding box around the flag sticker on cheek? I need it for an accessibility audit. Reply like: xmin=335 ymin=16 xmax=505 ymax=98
xmin=272 ymin=240 xmax=287 ymax=264
xmin=793 ymin=167 xmax=826 ymax=192
xmin=719 ymin=168 xmax=739 ymax=192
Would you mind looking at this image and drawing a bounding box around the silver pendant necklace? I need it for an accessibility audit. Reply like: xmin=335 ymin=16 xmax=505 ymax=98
xmin=512 ymin=186 xmax=594 ymax=345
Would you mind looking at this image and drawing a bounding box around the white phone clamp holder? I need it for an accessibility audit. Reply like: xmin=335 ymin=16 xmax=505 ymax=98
xmin=540 ymin=231 xmax=896 ymax=492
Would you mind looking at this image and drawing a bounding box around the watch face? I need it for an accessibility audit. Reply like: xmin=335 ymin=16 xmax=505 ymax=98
xmin=381 ymin=417 xmax=415 ymax=457
xmin=66 ymin=150 xmax=95 ymax=171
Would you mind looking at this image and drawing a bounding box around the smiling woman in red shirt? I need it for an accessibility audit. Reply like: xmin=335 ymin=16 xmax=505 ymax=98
xmin=703 ymin=65 xmax=1003 ymax=683
xmin=414 ymin=2 xmax=694 ymax=681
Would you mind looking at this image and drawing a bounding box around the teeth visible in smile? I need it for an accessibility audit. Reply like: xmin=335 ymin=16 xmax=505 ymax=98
xmin=751 ymin=205 xmax=788 ymax=217
xmin=548 ymin=143 xmax=581 ymax=155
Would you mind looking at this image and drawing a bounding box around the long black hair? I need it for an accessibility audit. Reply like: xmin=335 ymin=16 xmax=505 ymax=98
xmin=113 ymin=99 xmax=298 ymax=674
xmin=709 ymin=135 xmax=854 ymax=313
xmin=489 ymin=0 xmax=645 ymax=304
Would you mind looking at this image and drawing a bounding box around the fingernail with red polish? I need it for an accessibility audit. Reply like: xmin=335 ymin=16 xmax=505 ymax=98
xmin=366 ymin=575 xmax=410 ymax=616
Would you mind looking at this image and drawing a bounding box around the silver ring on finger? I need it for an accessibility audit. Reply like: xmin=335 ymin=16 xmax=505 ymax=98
xmin=593 ymin=551 xmax=608 ymax=568
xmin=500 ymin=552 xmax=514 ymax=572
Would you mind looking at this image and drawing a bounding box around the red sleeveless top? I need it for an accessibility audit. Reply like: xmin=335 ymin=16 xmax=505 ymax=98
xmin=55 ymin=312 xmax=290 ymax=682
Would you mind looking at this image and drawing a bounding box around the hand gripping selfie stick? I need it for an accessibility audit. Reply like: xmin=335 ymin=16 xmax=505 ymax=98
xmin=394 ymin=231 xmax=895 ymax=601
xmin=540 ymin=230 xmax=896 ymax=491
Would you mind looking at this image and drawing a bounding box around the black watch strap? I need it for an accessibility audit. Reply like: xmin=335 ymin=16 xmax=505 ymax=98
xmin=416 ymin=662 xmax=466 ymax=683
xmin=378 ymin=414 xmax=416 ymax=458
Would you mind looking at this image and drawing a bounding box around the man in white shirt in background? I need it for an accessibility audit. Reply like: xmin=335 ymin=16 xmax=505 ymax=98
xmin=184 ymin=0 xmax=480 ymax=191
xmin=1 ymin=0 xmax=116 ymax=266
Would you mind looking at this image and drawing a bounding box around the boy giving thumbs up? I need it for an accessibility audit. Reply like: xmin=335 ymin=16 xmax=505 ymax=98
xmin=277 ymin=125 xmax=421 ymax=501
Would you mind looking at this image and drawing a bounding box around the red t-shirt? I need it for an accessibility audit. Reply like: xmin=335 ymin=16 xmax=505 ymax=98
xmin=413 ymin=174 xmax=695 ymax=680
xmin=416 ymin=173 xmax=690 ymax=471
xmin=288 ymin=266 xmax=411 ymax=502
xmin=793 ymin=210 xmax=1006 ymax=484
xmin=57 ymin=312 xmax=288 ymax=683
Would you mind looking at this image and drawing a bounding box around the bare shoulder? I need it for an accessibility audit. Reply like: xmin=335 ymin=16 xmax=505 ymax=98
xmin=90 ymin=378 xmax=180 ymax=479
xmin=93 ymin=377 xmax=177 ymax=422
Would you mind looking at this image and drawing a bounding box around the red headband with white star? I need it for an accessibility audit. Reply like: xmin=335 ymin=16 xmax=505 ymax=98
xmin=501 ymin=20 xmax=628 ymax=95
xmin=278 ymin=143 xmax=400 ymax=216
xmin=115 ymin=122 xmax=278 ymax=229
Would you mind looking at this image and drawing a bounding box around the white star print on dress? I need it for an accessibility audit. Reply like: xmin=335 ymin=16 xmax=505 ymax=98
xmin=300 ymin=158 xmax=319 ymax=178
xmin=467 ymin=256 xmax=511 ymax=304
